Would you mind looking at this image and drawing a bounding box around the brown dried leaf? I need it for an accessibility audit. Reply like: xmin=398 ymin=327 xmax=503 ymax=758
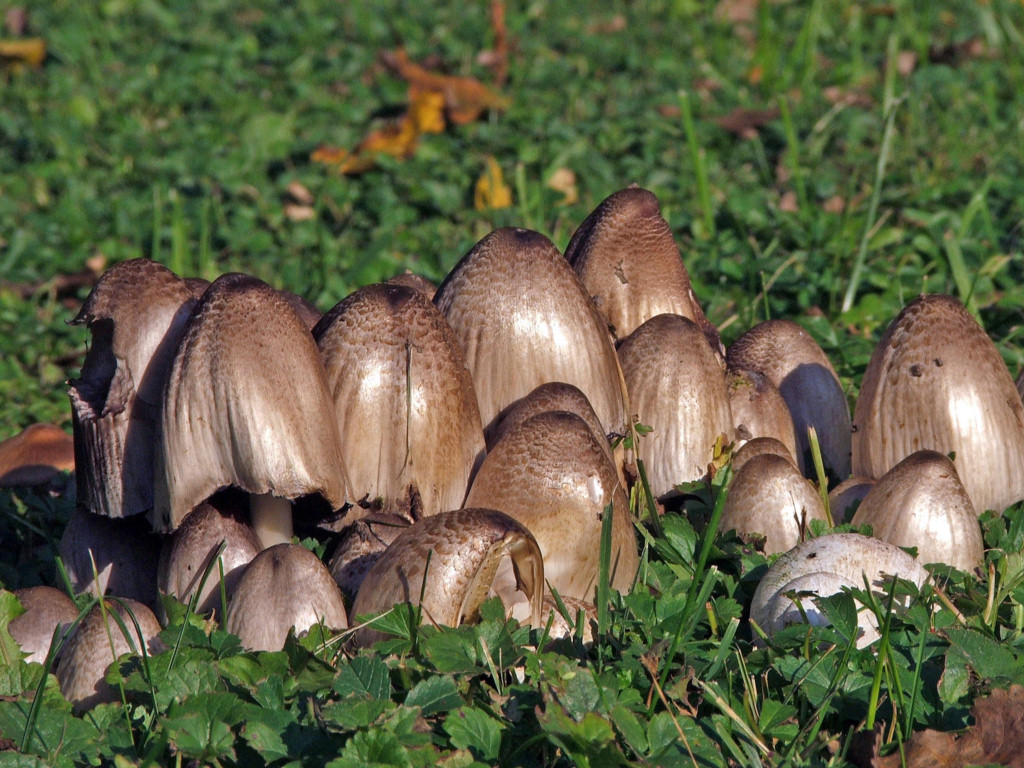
xmin=283 ymin=203 xmax=315 ymax=222
xmin=5 ymin=7 xmax=27 ymax=36
xmin=477 ymin=1 xmax=509 ymax=87
xmin=714 ymin=106 xmax=780 ymax=139
xmin=286 ymin=180 xmax=314 ymax=206
xmin=0 ymin=424 xmax=74 ymax=487
xmin=0 ymin=36 xmax=44 ymax=68
xmin=896 ymin=50 xmax=918 ymax=77
xmin=546 ymin=167 xmax=578 ymax=206
xmin=822 ymin=195 xmax=845 ymax=214
xmin=587 ymin=15 xmax=627 ymax=34
xmin=929 ymin=37 xmax=987 ymax=66
xmin=779 ymin=191 xmax=798 ymax=213
xmin=823 ymin=86 xmax=873 ymax=108
xmin=714 ymin=0 xmax=758 ymax=25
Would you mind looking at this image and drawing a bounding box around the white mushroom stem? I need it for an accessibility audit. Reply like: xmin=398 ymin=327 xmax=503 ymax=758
xmin=250 ymin=493 xmax=293 ymax=549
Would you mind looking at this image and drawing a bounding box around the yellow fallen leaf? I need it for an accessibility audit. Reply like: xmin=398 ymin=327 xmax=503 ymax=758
xmin=408 ymin=89 xmax=446 ymax=134
xmin=474 ymin=157 xmax=512 ymax=210
xmin=546 ymin=168 xmax=578 ymax=206
xmin=384 ymin=48 xmax=509 ymax=125
xmin=0 ymin=37 xmax=45 ymax=68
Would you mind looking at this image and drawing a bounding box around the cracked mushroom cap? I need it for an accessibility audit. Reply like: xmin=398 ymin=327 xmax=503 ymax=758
xmin=68 ymin=258 xmax=198 ymax=518
xmin=314 ymin=283 xmax=485 ymax=523
xmin=727 ymin=319 xmax=851 ymax=481
xmin=465 ymin=410 xmax=638 ymax=600
xmin=851 ymin=450 xmax=983 ymax=572
xmin=852 ymin=294 xmax=1024 ymax=515
xmin=351 ymin=508 xmax=544 ymax=647
xmin=434 ymin=227 xmax=630 ymax=438
xmin=227 ymin=543 xmax=348 ymax=652
xmin=56 ymin=598 xmax=164 ymax=714
xmin=617 ymin=314 xmax=734 ymax=498
xmin=153 ymin=273 xmax=350 ymax=536
xmin=726 ymin=369 xmax=799 ymax=461
xmin=721 ymin=453 xmax=828 ymax=554
xmin=10 ymin=586 xmax=79 ymax=665
xmin=564 ymin=185 xmax=721 ymax=351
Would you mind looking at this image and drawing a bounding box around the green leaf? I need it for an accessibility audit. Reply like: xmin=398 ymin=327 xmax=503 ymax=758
xmin=944 ymin=628 xmax=1023 ymax=683
xmin=443 ymin=707 xmax=503 ymax=762
xmin=422 ymin=626 xmax=481 ymax=674
xmin=329 ymin=728 xmax=412 ymax=768
xmin=938 ymin=655 xmax=970 ymax=705
xmin=161 ymin=692 xmax=245 ymax=762
xmin=816 ymin=591 xmax=859 ymax=643
xmin=560 ymin=668 xmax=602 ymax=721
xmin=609 ymin=703 xmax=647 ymax=755
xmin=320 ymin=698 xmax=393 ymax=731
xmin=0 ymin=590 xmax=27 ymax=668
xmin=404 ymin=675 xmax=462 ymax=716
xmin=217 ymin=652 xmax=290 ymax=690
xmin=334 ymin=655 xmax=392 ymax=701
xmin=241 ymin=706 xmax=297 ymax=764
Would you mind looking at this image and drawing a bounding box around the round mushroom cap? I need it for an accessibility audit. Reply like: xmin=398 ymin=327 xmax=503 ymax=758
xmin=276 ymin=288 xmax=322 ymax=331
xmin=851 ymin=450 xmax=983 ymax=572
xmin=10 ymin=586 xmax=79 ymax=665
xmin=153 ymin=273 xmax=350 ymax=533
xmin=157 ymin=499 xmax=262 ymax=619
xmin=227 ymin=543 xmax=348 ymax=652
xmin=0 ymin=423 xmax=75 ymax=487
xmin=756 ymin=571 xmax=881 ymax=645
xmin=852 ymin=294 xmax=1024 ymax=515
xmin=720 ymin=454 xmax=828 ymax=555
xmin=828 ymin=476 xmax=876 ymax=524
xmin=385 ymin=270 xmax=437 ymax=299
xmin=327 ymin=514 xmax=409 ymax=604
xmin=315 ymin=283 xmax=485 ymax=524
xmin=68 ymin=258 xmax=198 ymax=518
xmin=731 ymin=436 xmax=797 ymax=476
xmin=726 ymin=369 xmax=799 ymax=461
xmin=618 ymin=314 xmax=735 ymax=498
xmin=727 ymin=319 xmax=851 ymax=481
xmin=56 ymin=598 xmax=164 ymax=714
xmin=465 ymin=410 xmax=638 ymax=600
xmin=564 ymin=185 xmax=721 ymax=351
xmin=351 ymin=508 xmax=544 ymax=647
xmin=434 ymin=227 xmax=630 ymax=438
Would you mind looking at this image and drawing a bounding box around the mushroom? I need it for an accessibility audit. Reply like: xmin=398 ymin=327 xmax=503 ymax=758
xmin=730 ymin=436 xmax=797 ymax=476
xmin=720 ymin=454 xmax=828 ymax=555
xmin=750 ymin=533 xmax=930 ymax=647
xmin=153 ymin=273 xmax=350 ymax=548
xmin=617 ymin=314 xmax=734 ymax=499
xmin=386 ymin=270 xmax=437 ymax=299
xmin=464 ymin=410 xmax=638 ymax=601
xmin=828 ymin=476 xmax=876 ymax=524
xmin=434 ymin=227 xmax=630 ymax=439
xmin=226 ymin=543 xmax=348 ymax=652
xmin=56 ymin=598 xmax=164 ymax=714
xmin=9 ymin=586 xmax=79 ymax=665
xmin=540 ymin=595 xmax=598 ymax=644
xmin=327 ymin=514 xmax=409 ymax=604
xmin=350 ymin=508 xmax=544 ymax=647
xmin=852 ymin=294 xmax=1024 ymax=514
xmin=564 ymin=185 xmax=721 ymax=352
xmin=726 ymin=369 xmax=799 ymax=461
xmin=314 ymin=283 xmax=485 ymax=523
xmin=850 ymin=450 xmax=983 ymax=572
xmin=727 ymin=319 xmax=852 ymax=482
xmin=0 ymin=423 xmax=74 ymax=488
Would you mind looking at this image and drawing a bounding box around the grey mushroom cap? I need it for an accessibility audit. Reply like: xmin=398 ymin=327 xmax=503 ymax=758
xmin=351 ymin=508 xmax=544 ymax=647
xmin=564 ymin=185 xmax=722 ymax=352
xmin=617 ymin=314 xmax=735 ymax=498
xmin=731 ymin=436 xmax=797 ymax=476
xmin=720 ymin=453 xmax=828 ymax=555
xmin=153 ymin=273 xmax=350 ymax=534
xmin=227 ymin=543 xmax=348 ymax=652
xmin=726 ymin=369 xmax=799 ymax=461
xmin=434 ymin=227 xmax=630 ymax=438
xmin=850 ymin=450 xmax=984 ymax=572
xmin=327 ymin=514 xmax=410 ymax=605
xmin=10 ymin=586 xmax=79 ymax=665
xmin=68 ymin=258 xmax=197 ymax=518
xmin=314 ymin=283 xmax=485 ymax=524
xmin=852 ymin=294 xmax=1024 ymax=515
xmin=727 ymin=319 xmax=851 ymax=481
xmin=828 ymin=476 xmax=876 ymax=524
xmin=56 ymin=598 xmax=164 ymax=714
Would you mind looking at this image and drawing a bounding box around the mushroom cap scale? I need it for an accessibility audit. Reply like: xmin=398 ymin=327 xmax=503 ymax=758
xmin=434 ymin=227 xmax=630 ymax=438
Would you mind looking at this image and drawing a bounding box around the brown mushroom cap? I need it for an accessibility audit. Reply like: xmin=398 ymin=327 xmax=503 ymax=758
xmin=828 ymin=476 xmax=876 ymax=524
xmin=730 ymin=436 xmax=797 ymax=476
xmin=385 ymin=270 xmax=437 ymax=299
xmin=434 ymin=227 xmax=630 ymax=438
xmin=465 ymin=410 xmax=638 ymax=600
xmin=56 ymin=598 xmax=164 ymax=714
xmin=850 ymin=450 xmax=983 ymax=571
xmin=327 ymin=514 xmax=410 ymax=604
xmin=153 ymin=273 xmax=350 ymax=538
xmin=852 ymin=294 xmax=1024 ymax=514
xmin=10 ymin=586 xmax=79 ymax=665
xmin=617 ymin=314 xmax=735 ymax=498
xmin=226 ymin=543 xmax=348 ymax=652
xmin=726 ymin=369 xmax=799 ymax=461
xmin=727 ymin=319 xmax=851 ymax=481
xmin=720 ymin=454 xmax=828 ymax=555
xmin=351 ymin=508 xmax=544 ymax=646
xmin=564 ymin=185 xmax=721 ymax=351
xmin=314 ymin=283 xmax=485 ymax=523
xmin=68 ymin=258 xmax=197 ymax=518
xmin=540 ymin=595 xmax=598 ymax=644
xmin=0 ymin=423 xmax=74 ymax=487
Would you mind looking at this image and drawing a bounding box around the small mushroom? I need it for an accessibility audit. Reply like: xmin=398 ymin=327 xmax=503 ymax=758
xmin=730 ymin=436 xmax=797 ymax=476
xmin=852 ymin=294 xmax=1024 ymax=514
xmin=720 ymin=454 xmax=828 ymax=554
xmin=726 ymin=369 xmax=799 ymax=461
xmin=9 ymin=586 xmax=79 ymax=665
xmin=617 ymin=314 xmax=734 ymax=499
xmin=828 ymin=476 xmax=876 ymax=524
xmin=56 ymin=598 xmax=164 ymax=713
xmin=351 ymin=508 xmax=544 ymax=646
xmin=435 ymin=227 xmax=630 ymax=438
xmin=227 ymin=543 xmax=348 ymax=652
xmin=850 ymin=450 xmax=983 ymax=572
xmin=327 ymin=514 xmax=409 ymax=604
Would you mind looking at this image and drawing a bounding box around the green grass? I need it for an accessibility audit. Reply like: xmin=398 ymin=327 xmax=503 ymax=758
xmin=3 ymin=0 xmax=1024 ymax=765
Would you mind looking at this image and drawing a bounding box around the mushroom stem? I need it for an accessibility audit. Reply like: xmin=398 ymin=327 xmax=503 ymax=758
xmin=250 ymin=493 xmax=293 ymax=549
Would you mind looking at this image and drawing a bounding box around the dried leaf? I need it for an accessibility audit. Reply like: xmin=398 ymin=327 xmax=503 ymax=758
xmin=779 ymin=191 xmax=798 ymax=213
xmin=714 ymin=0 xmax=758 ymax=25
xmin=474 ymin=157 xmax=512 ymax=211
xmin=896 ymin=50 xmax=918 ymax=76
xmin=407 ymin=89 xmax=446 ymax=134
xmin=714 ymin=106 xmax=780 ymax=139
xmin=546 ymin=168 xmax=578 ymax=206
xmin=0 ymin=36 xmax=45 ymax=68
xmin=283 ymin=203 xmax=315 ymax=222
xmin=0 ymin=424 xmax=74 ymax=487
xmin=476 ymin=1 xmax=509 ymax=87
xmin=823 ymin=86 xmax=873 ymax=108
xmin=929 ymin=37 xmax=987 ymax=66
xmin=822 ymin=195 xmax=845 ymax=214
xmin=587 ymin=15 xmax=627 ymax=34
xmin=313 ymin=109 xmax=423 ymax=175
xmin=286 ymin=180 xmax=314 ymax=206
xmin=5 ymin=7 xmax=27 ymax=36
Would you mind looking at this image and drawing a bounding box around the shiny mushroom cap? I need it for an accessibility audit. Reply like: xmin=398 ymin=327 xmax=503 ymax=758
xmin=617 ymin=314 xmax=734 ymax=498
xmin=828 ymin=476 xmax=876 ymax=524
xmin=327 ymin=514 xmax=410 ymax=605
xmin=726 ymin=369 xmax=799 ymax=461
xmin=153 ymin=273 xmax=350 ymax=541
xmin=727 ymin=319 xmax=851 ymax=481
xmin=351 ymin=508 xmax=544 ymax=646
xmin=852 ymin=294 xmax=1024 ymax=514
xmin=68 ymin=258 xmax=197 ymax=518
xmin=10 ymin=586 xmax=79 ymax=665
xmin=730 ymin=436 xmax=797 ymax=476
xmin=314 ymin=283 xmax=485 ymax=523
xmin=465 ymin=410 xmax=638 ymax=600
xmin=851 ymin=450 xmax=983 ymax=572
xmin=227 ymin=543 xmax=348 ymax=652
xmin=435 ymin=227 xmax=630 ymax=438
xmin=720 ymin=453 xmax=828 ymax=555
